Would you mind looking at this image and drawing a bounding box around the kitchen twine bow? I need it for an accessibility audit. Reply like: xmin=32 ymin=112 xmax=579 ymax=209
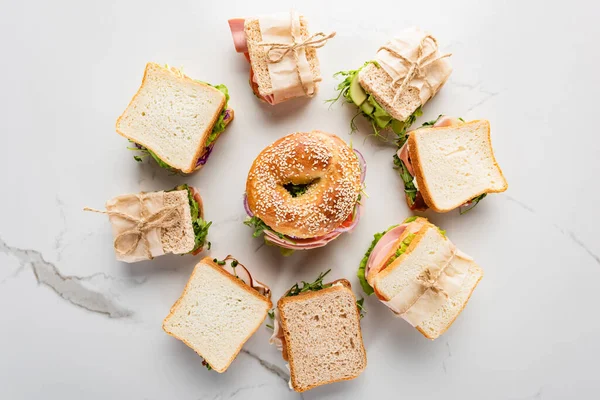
xmin=84 ymin=194 xmax=182 ymax=258
xmin=259 ymin=30 xmax=336 ymax=97
xmin=379 ymin=35 xmax=452 ymax=104
xmin=417 ymin=268 xmax=448 ymax=298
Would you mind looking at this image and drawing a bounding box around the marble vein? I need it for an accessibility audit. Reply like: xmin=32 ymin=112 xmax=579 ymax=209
xmin=240 ymin=348 xmax=290 ymax=383
xmin=442 ymin=340 xmax=452 ymax=374
xmin=506 ymin=196 xmax=535 ymax=213
xmin=0 ymin=236 xmax=144 ymax=318
xmin=505 ymin=196 xmax=599 ymax=265
xmin=553 ymin=225 xmax=600 ymax=266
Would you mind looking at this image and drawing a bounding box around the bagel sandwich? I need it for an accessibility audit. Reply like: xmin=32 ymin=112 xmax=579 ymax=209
xmin=228 ymin=11 xmax=333 ymax=105
xmin=243 ymin=131 xmax=366 ymax=253
xmin=85 ymin=184 xmax=210 ymax=263
xmin=163 ymin=256 xmax=272 ymax=372
xmin=268 ymin=270 xmax=367 ymax=392
xmin=395 ymin=117 xmax=508 ymax=213
xmin=328 ymin=27 xmax=451 ymax=141
xmin=118 ymin=62 xmax=234 ymax=173
xmin=358 ymin=217 xmax=483 ymax=339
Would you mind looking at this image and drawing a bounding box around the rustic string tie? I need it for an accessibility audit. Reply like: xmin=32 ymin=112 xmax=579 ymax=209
xmin=83 ymin=199 xmax=181 ymax=258
xmin=260 ymin=31 xmax=336 ymax=63
xmin=417 ymin=268 xmax=448 ymax=298
xmin=379 ymin=35 xmax=452 ymax=104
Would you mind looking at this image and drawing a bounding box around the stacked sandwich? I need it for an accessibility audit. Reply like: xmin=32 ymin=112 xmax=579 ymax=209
xmin=163 ymin=256 xmax=272 ymax=372
xmin=268 ymin=271 xmax=367 ymax=392
xmin=330 ymin=27 xmax=451 ymax=138
xmin=117 ymin=63 xmax=234 ymax=173
xmin=358 ymin=217 xmax=483 ymax=339
xmin=394 ymin=116 xmax=508 ymax=212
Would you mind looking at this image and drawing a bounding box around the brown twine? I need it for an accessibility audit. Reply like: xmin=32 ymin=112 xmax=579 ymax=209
xmin=378 ymin=35 xmax=452 ymax=104
xmin=84 ymin=193 xmax=182 ymax=259
xmin=258 ymin=17 xmax=335 ymax=97
xmin=417 ymin=268 xmax=448 ymax=298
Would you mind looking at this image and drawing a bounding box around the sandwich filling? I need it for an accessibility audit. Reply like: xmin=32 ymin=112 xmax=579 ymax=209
xmin=243 ymin=149 xmax=366 ymax=254
xmin=358 ymin=218 xmax=471 ymax=328
xmin=394 ymin=116 xmax=488 ymax=213
xmin=129 ymin=78 xmax=232 ymax=171
xmin=168 ymin=184 xmax=211 ymax=255
xmin=329 ymin=61 xmax=423 ymax=137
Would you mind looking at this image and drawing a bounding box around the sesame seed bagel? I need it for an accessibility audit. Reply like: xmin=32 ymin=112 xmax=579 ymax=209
xmin=246 ymin=131 xmax=361 ymax=239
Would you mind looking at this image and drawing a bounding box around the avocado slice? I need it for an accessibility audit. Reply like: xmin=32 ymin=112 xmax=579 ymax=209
xmin=360 ymin=100 xmax=374 ymax=115
xmin=349 ymin=73 xmax=368 ymax=107
xmin=391 ymin=119 xmax=406 ymax=134
xmin=373 ymin=107 xmax=392 ymax=128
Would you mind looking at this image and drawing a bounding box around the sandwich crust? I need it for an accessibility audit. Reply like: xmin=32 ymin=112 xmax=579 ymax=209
xmin=278 ymin=280 xmax=367 ymax=392
xmin=116 ymin=62 xmax=227 ymax=173
xmin=246 ymin=131 xmax=361 ymax=238
xmin=408 ymin=120 xmax=508 ymax=212
xmin=162 ymin=256 xmax=272 ymax=373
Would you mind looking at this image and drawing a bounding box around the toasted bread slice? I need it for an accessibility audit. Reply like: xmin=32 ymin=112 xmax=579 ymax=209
xmin=373 ymin=225 xmax=455 ymax=314
xmin=278 ymin=280 xmax=367 ymax=392
xmin=416 ymin=260 xmax=483 ymax=339
xmin=163 ymin=257 xmax=272 ymax=373
xmin=116 ymin=63 xmax=226 ymax=173
xmin=244 ymin=16 xmax=321 ymax=99
xmin=408 ymin=120 xmax=508 ymax=212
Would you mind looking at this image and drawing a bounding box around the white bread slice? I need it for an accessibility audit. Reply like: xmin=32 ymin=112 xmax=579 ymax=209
xmin=278 ymin=280 xmax=367 ymax=392
xmin=116 ymin=63 xmax=226 ymax=173
xmin=373 ymin=225 xmax=455 ymax=314
xmin=244 ymin=17 xmax=321 ymax=99
xmin=408 ymin=120 xmax=508 ymax=212
xmin=358 ymin=62 xmax=429 ymax=122
xmin=160 ymin=190 xmax=195 ymax=254
xmin=416 ymin=260 xmax=483 ymax=339
xmin=163 ymin=257 xmax=272 ymax=373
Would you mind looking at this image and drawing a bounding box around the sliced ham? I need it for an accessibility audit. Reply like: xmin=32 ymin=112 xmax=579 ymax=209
xmin=365 ymin=219 xmax=427 ymax=285
xmin=397 ymin=142 xmax=414 ymax=177
xmin=220 ymin=256 xmax=271 ymax=297
xmin=262 ymin=202 xmax=361 ymax=250
xmin=433 ymin=116 xmax=463 ymax=128
xmin=228 ymin=18 xmax=248 ymax=53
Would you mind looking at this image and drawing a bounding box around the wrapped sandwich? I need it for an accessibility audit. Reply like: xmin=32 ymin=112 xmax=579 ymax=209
xmin=358 ymin=217 xmax=483 ymax=339
xmin=85 ymin=184 xmax=210 ymax=262
xmin=228 ymin=10 xmax=335 ymax=105
xmin=330 ymin=27 xmax=451 ymax=139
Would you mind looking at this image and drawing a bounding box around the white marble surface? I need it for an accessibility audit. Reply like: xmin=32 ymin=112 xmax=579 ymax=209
xmin=1 ymin=0 xmax=599 ymax=398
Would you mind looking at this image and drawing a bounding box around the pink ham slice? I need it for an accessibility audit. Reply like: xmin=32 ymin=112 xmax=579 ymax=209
xmin=365 ymin=219 xmax=428 ymax=285
xmin=365 ymin=225 xmax=407 ymax=285
xmin=228 ymin=18 xmax=248 ymax=53
xmin=397 ymin=142 xmax=414 ymax=177
xmin=229 ymin=18 xmax=278 ymax=105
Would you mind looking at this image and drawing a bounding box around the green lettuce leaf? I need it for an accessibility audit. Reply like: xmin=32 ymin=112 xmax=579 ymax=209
xmin=171 ymin=184 xmax=211 ymax=253
xmin=393 ymin=154 xmax=417 ymax=204
xmin=459 ymin=193 xmax=488 ymax=215
xmin=329 ymin=62 xmax=421 ymax=140
xmin=204 ymin=84 xmax=230 ymax=148
xmin=357 ymin=225 xmax=398 ymax=295
xmin=384 ymin=233 xmax=416 ymax=268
